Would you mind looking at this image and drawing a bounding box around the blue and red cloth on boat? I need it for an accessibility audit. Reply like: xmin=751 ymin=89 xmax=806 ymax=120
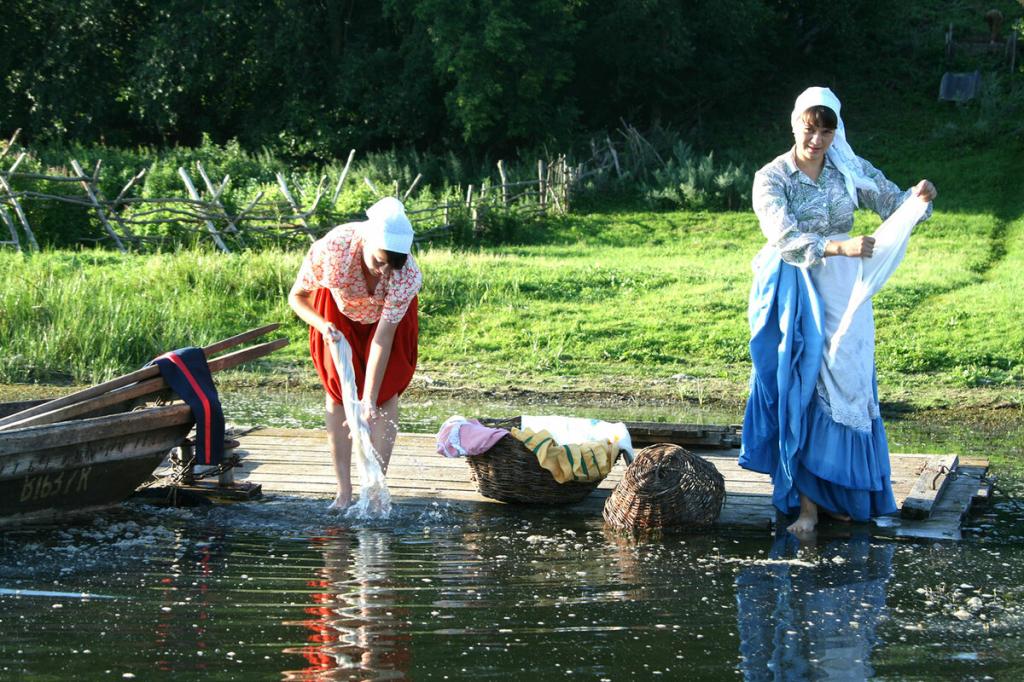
xmin=150 ymin=347 xmax=225 ymax=466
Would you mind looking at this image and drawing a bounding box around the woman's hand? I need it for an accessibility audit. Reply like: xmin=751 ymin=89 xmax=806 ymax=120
xmin=912 ymin=179 xmax=937 ymax=202
xmin=360 ymin=398 xmax=380 ymax=423
xmin=321 ymin=321 xmax=343 ymax=343
xmin=826 ymin=236 xmax=875 ymax=258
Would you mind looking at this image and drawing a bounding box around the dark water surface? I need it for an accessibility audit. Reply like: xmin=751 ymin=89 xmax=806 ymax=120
xmin=2 ymin=499 xmax=1024 ymax=680
xmin=1 ymin=387 xmax=1023 ymax=679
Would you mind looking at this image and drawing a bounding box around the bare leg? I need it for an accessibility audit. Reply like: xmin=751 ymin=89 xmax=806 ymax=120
xmin=369 ymin=396 xmax=399 ymax=474
xmin=787 ymin=494 xmax=818 ymax=535
xmin=325 ymin=395 xmax=353 ymax=508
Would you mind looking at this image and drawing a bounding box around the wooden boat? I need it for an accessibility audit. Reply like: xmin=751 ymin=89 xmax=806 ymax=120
xmin=0 ymin=324 xmax=288 ymax=527
xmin=0 ymin=399 xmax=194 ymax=526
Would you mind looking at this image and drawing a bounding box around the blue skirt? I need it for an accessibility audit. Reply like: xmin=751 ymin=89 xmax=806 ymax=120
xmin=791 ymin=397 xmax=897 ymax=521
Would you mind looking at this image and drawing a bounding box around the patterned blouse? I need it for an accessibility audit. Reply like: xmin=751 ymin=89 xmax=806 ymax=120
xmin=752 ymin=149 xmax=928 ymax=267
xmin=295 ymin=223 xmax=422 ymax=324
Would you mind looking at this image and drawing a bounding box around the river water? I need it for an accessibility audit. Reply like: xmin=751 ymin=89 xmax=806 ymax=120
xmin=1 ymin=387 xmax=1023 ymax=679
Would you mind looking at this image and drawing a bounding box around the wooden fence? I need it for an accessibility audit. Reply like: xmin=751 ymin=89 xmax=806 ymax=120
xmin=0 ymin=129 xmax=592 ymax=254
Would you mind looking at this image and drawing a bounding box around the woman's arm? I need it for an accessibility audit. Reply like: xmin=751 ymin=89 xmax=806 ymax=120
xmin=288 ymin=282 xmax=342 ymax=341
xmin=824 ymin=237 xmax=875 ymax=258
xmin=856 ymin=158 xmax=936 ymax=221
xmin=362 ymin=320 xmax=399 ymax=417
xmin=753 ymin=170 xmax=827 ymax=267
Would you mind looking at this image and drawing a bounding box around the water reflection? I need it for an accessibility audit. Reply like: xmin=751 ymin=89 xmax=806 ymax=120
xmin=283 ymin=529 xmax=410 ymax=680
xmin=736 ymin=531 xmax=894 ymax=680
xmin=149 ymin=526 xmax=231 ymax=675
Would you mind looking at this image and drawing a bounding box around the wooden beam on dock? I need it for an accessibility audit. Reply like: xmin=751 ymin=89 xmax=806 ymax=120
xmin=900 ymin=454 xmax=959 ymax=520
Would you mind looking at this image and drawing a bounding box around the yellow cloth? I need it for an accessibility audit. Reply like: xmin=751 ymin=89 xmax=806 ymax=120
xmin=510 ymin=427 xmax=616 ymax=483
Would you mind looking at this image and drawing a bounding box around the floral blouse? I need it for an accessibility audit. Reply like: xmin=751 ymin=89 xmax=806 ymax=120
xmin=295 ymin=223 xmax=422 ymax=324
xmin=752 ymin=150 xmax=929 ymax=267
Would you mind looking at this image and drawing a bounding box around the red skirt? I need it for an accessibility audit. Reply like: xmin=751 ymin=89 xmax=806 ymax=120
xmin=308 ymin=289 xmax=419 ymax=406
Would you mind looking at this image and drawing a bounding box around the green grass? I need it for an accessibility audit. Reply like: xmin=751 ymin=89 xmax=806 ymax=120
xmin=1 ymin=97 xmax=1021 ymax=413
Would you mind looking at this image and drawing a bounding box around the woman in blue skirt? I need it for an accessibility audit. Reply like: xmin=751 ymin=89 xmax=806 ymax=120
xmin=739 ymin=87 xmax=937 ymax=535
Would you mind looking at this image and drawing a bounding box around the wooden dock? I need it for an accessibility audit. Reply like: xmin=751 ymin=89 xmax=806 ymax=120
xmin=162 ymin=426 xmax=991 ymax=542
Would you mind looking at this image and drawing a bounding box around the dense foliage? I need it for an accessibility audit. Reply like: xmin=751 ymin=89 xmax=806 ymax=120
xmin=5 ymin=0 xmax=1009 ymax=158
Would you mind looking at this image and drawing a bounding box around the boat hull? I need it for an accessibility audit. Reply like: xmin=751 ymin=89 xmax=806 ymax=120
xmin=0 ymin=403 xmax=194 ymax=526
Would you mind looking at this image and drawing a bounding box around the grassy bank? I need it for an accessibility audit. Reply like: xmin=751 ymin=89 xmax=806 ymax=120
xmin=1 ymin=98 xmax=1021 ymax=414
xmin=1 ymin=196 xmax=1020 ymax=413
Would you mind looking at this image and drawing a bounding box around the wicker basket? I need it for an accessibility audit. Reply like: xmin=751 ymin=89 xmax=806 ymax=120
xmin=468 ymin=417 xmax=616 ymax=505
xmin=603 ymin=443 xmax=724 ymax=532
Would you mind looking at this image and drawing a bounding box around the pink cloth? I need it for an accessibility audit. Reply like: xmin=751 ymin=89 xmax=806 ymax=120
xmin=436 ymin=416 xmax=508 ymax=457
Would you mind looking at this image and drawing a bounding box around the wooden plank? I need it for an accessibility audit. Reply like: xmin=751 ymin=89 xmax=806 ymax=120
xmin=900 ymin=454 xmax=959 ymax=520
xmin=224 ymin=426 xmax=982 ymax=538
xmin=0 ymin=404 xmax=193 ymax=457
xmin=895 ymin=466 xmax=981 ymax=542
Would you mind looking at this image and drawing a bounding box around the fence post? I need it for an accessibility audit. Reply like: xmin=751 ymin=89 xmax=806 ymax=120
xmin=402 ymin=173 xmax=422 ymax=202
xmin=562 ymin=155 xmax=571 ymax=214
xmin=331 ymin=149 xmax=356 ymax=206
xmin=606 ymin=136 xmax=622 ymax=179
xmin=0 ymin=205 xmax=20 ymax=251
xmin=70 ymin=159 xmax=128 ymax=252
xmin=80 ymin=159 xmax=141 ymax=249
xmin=0 ymin=175 xmax=38 ymax=252
xmin=276 ymin=172 xmax=318 ymax=243
xmin=179 ymin=166 xmax=231 ymax=253
xmin=537 ymin=160 xmax=546 ymax=215
xmin=196 ymin=162 xmax=249 ymax=247
xmin=497 ymin=160 xmax=510 ymax=208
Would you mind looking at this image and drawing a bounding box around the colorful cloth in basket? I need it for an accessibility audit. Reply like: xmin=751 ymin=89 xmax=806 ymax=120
xmin=510 ymin=427 xmax=615 ymax=484
xmin=436 ymin=416 xmax=509 ymax=457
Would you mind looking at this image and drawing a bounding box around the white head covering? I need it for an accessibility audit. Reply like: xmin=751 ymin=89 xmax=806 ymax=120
xmin=361 ymin=197 xmax=414 ymax=254
xmin=790 ymin=86 xmax=878 ymax=206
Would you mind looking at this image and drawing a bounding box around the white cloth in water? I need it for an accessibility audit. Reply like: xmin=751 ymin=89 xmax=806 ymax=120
xmin=328 ymin=335 xmax=391 ymax=518
xmin=520 ymin=415 xmax=634 ymax=463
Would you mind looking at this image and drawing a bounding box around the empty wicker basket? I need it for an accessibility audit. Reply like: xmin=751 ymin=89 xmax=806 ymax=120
xmin=603 ymin=443 xmax=724 ymax=532
xmin=468 ymin=417 xmax=617 ymax=505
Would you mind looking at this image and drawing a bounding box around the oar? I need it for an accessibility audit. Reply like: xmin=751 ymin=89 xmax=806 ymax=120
xmin=0 ymin=324 xmax=282 ymax=429
xmin=0 ymin=337 xmax=288 ymax=431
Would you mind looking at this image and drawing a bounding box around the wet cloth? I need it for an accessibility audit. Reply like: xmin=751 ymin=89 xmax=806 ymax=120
xmin=328 ymin=332 xmax=391 ymax=518
xmin=309 ymin=288 xmax=418 ymax=407
xmin=510 ymin=427 xmax=616 ymax=484
xmin=295 ymin=223 xmax=422 ymax=325
xmin=436 ymin=416 xmax=509 ymax=457
xmin=150 ymin=347 xmax=224 ymax=466
xmin=520 ymin=415 xmax=634 ymax=463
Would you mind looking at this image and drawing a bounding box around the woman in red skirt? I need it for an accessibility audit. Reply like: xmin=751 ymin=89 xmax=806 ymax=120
xmin=288 ymin=197 xmax=422 ymax=509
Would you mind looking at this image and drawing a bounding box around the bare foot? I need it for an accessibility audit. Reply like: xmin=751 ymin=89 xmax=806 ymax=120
xmin=787 ymin=513 xmax=817 ymax=535
xmin=328 ymin=487 xmax=352 ymax=510
xmin=787 ymin=494 xmax=819 ymax=535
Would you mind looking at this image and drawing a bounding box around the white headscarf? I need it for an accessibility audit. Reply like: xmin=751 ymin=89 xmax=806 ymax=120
xmin=790 ymin=86 xmax=878 ymax=206
xmin=360 ymin=197 xmax=414 ymax=254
